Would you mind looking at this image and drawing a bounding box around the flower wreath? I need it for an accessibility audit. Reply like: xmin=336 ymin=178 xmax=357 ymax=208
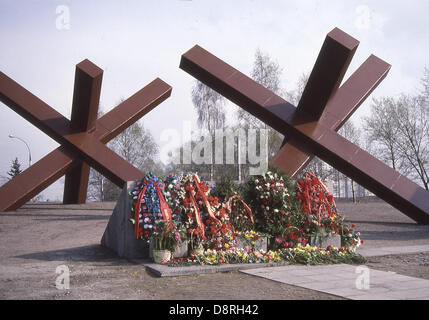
xmin=296 ymin=171 xmax=337 ymax=221
xmin=129 ymin=172 xmax=173 ymax=241
xmin=179 ymin=173 xmax=234 ymax=250
xmin=225 ymin=194 xmax=254 ymax=232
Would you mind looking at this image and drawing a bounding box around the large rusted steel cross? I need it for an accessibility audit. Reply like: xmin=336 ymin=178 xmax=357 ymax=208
xmin=0 ymin=59 xmax=171 ymax=211
xmin=180 ymin=27 xmax=429 ymax=224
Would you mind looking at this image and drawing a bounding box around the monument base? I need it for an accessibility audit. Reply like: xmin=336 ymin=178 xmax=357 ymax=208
xmin=101 ymin=181 xmax=150 ymax=259
xmin=309 ymin=234 xmax=341 ymax=248
xmin=236 ymin=236 xmax=268 ymax=252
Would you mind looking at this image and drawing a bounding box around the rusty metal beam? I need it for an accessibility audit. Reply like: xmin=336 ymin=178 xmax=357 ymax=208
xmin=0 ymin=61 xmax=172 ymax=212
xmin=179 ymin=43 xmax=429 ymax=224
xmin=0 ymin=147 xmax=73 ymax=211
xmin=64 ymin=59 xmax=103 ymax=204
xmin=297 ymin=27 xmax=359 ymax=120
xmin=272 ymin=54 xmax=391 ymax=177
xmin=0 ymin=77 xmax=171 ymax=211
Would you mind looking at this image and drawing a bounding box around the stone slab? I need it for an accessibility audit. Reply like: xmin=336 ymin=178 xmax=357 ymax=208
xmin=358 ymin=244 xmax=429 ymax=257
xmin=134 ymin=244 xmax=429 ymax=278
xmin=134 ymin=259 xmax=291 ymax=277
xmin=241 ymin=264 xmax=429 ymax=300
xmin=309 ymin=234 xmax=341 ymax=248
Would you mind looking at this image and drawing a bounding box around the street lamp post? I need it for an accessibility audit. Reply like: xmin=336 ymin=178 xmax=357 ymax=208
xmin=8 ymin=135 xmax=32 ymax=167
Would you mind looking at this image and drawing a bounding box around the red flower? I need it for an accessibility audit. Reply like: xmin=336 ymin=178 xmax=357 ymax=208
xmin=183 ymin=198 xmax=190 ymax=207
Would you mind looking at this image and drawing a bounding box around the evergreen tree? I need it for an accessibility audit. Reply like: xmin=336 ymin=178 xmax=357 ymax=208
xmin=7 ymin=157 xmax=22 ymax=179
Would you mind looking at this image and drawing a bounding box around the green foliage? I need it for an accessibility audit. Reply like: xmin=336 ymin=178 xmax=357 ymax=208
xmin=241 ymin=166 xmax=305 ymax=247
xmin=213 ymin=173 xmax=239 ymax=202
xmin=7 ymin=157 xmax=22 ymax=179
xmin=166 ymin=246 xmax=367 ymax=266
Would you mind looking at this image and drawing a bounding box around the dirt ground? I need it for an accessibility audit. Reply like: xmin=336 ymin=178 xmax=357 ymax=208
xmin=1 ymin=200 xmax=429 ymax=300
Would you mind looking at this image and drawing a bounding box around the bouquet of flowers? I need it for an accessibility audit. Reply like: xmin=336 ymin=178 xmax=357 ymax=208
xmin=152 ymin=220 xmax=182 ymax=252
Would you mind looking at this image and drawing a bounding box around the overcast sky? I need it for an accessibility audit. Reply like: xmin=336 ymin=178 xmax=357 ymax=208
xmin=1 ymin=0 xmax=428 ymax=200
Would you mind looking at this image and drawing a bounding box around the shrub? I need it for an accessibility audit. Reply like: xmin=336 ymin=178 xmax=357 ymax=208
xmin=213 ymin=173 xmax=239 ymax=202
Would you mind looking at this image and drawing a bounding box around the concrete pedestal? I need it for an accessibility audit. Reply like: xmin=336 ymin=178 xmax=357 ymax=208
xmin=236 ymin=236 xmax=268 ymax=252
xmin=309 ymin=234 xmax=341 ymax=248
xmin=101 ymin=181 xmax=150 ymax=259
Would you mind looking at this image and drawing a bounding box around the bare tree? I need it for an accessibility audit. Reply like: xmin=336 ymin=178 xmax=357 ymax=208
xmin=285 ymin=72 xmax=310 ymax=106
xmin=236 ymin=49 xmax=288 ymax=161
xmin=339 ymin=120 xmax=361 ymax=202
xmin=392 ymin=94 xmax=429 ymax=190
xmin=363 ymin=97 xmax=403 ymax=171
xmin=109 ymin=121 xmax=158 ymax=170
xmin=237 ymin=49 xmax=283 ymax=129
xmin=364 ymin=94 xmax=429 ymax=190
xmin=304 ymin=157 xmax=334 ymax=182
xmin=192 ymin=81 xmax=226 ymax=181
xmin=87 ymin=168 xmax=104 ymax=201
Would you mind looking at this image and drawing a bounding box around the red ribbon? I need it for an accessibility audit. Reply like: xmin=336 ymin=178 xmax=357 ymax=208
xmin=154 ymin=182 xmax=173 ymax=229
xmin=189 ymin=184 xmax=207 ymax=240
xmin=133 ymin=181 xmax=175 ymax=239
xmin=226 ymin=195 xmax=255 ymax=224
xmin=193 ymin=175 xmax=221 ymax=225
xmin=134 ymin=184 xmax=147 ymax=239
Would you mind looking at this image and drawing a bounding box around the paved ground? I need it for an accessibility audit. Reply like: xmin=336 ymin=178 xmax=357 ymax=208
xmin=337 ymin=200 xmax=429 ymax=249
xmin=0 ymin=199 xmax=428 ymax=299
xmin=241 ymin=263 xmax=429 ymax=300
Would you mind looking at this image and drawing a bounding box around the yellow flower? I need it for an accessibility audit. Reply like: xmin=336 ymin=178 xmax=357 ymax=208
xmin=225 ymin=243 xmax=230 ymax=249
xmin=251 ymin=241 xmax=255 ymax=245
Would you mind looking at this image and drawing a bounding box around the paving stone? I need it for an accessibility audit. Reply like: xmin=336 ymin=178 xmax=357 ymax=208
xmin=240 ymin=263 xmax=429 ymax=300
xmin=358 ymin=244 xmax=429 ymax=257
